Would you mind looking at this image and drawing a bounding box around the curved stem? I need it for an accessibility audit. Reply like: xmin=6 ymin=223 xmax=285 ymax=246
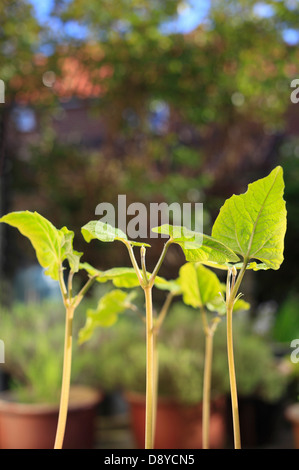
xmin=154 ymin=291 xmax=174 ymax=334
xmin=123 ymin=241 xmax=143 ymax=285
xmin=54 ymin=305 xmax=74 ymax=449
xmin=149 ymin=238 xmax=172 ymax=287
xmin=144 ymin=285 xmax=154 ymax=449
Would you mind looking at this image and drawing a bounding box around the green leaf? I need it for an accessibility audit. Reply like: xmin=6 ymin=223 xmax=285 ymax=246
xmin=81 ymin=220 xmax=151 ymax=247
xmin=98 ymin=267 xmax=142 ymax=287
xmin=59 ymin=227 xmax=82 ymax=273
xmin=152 ymin=225 xmax=203 ymax=248
xmin=0 ymin=211 xmax=64 ymax=280
xmin=80 ymin=262 xmax=174 ymax=290
xmin=154 ymin=277 xmax=182 ymax=295
xmin=80 ymin=263 xmax=141 ymax=287
xmin=152 ymin=224 xmax=240 ymax=265
xmin=178 ymin=262 xmax=222 ymax=308
xmin=211 ymin=166 xmax=287 ymax=270
xmin=78 ymin=289 xmax=134 ymax=343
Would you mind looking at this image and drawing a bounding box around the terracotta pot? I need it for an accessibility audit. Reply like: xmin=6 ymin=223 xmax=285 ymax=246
xmin=285 ymin=403 xmax=299 ymax=449
xmin=125 ymin=392 xmax=227 ymax=449
xmin=0 ymin=385 xmax=101 ymax=449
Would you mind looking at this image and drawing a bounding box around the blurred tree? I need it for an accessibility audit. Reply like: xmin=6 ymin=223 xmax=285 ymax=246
xmin=0 ymin=0 xmax=44 ymax=292
xmin=48 ymin=0 xmax=299 ymax=195
xmin=3 ymin=0 xmax=299 ymax=295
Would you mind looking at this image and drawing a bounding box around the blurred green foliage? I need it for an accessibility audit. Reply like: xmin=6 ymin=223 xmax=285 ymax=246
xmin=0 ymin=294 xmax=107 ymax=403
xmin=92 ymin=302 xmax=289 ymax=404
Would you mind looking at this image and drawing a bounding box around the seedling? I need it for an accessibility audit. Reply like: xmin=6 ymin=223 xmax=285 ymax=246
xmin=0 ymin=211 xmax=101 ymax=449
xmin=81 ymin=220 xmax=239 ymax=449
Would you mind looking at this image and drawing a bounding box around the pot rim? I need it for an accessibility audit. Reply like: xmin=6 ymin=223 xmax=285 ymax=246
xmin=0 ymin=385 xmax=102 ymax=415
xmin=124 ymin=390 xmax=225 ymax=409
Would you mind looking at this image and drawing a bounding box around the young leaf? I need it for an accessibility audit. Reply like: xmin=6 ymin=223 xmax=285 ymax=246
xmin=152 ymin=224 xmax=240 ymax=265
xmin=81 ymin=220 xmax=151 ymax=247
xmin=78 ymin=289 xmax=135 ymax=343
xmin=80 ymin=262 xmax=175 ymax=290
xmin=60 ymin=227 xmax=82 ymax=273
xmin=212 ymin=166 xmax=287 ymax=270
xmin=178 ymin=262 xmax=222 ymax=308
xmin=0 ymin=211 xmax=64 ymax=280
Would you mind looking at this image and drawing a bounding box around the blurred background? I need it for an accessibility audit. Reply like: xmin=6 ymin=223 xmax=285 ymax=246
xmin=0 ymin=0 xmax=299 ymax=449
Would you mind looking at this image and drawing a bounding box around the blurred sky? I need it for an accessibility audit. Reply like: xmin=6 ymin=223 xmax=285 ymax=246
xmin=27 ymin=0 xmax=299 ymax=45
xmin=28 ymin=0 xmax=211 ymax=36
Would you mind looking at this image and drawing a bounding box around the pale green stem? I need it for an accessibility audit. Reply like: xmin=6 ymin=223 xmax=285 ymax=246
xmin=123 ymin=241 xmax=143 ymax=285
xmin=151 ymin=291 xmax=175 ymax=446
xmin=154 ymin=291 xmax=174 ymax=334
xmin=226 ymin=297 xmax=241 ymax=449
xmin=149 ymin=239 xmax=173 ymax=287
xmin=144 ymin=285 xmax=154 ymax=449
xmin=54 ymin=304 xmax=74 ymax=449
xmin=124 ymin=240 xmax=172 ymax=449
xmin=54 ymin=270 xmax=96 ymax=449
xmin=226 ymin=260 xmax=248 ymax=450
xmin=152 ymin=331 xmax=159 ymax=447
xmin=202 ymin=328 xmax=214 ymax=449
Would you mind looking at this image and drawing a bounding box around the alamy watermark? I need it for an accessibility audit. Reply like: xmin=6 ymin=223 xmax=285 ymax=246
xmin=0 ymin=340 xmax=4 ymax=363
xmin=290 ymin=79 xmax=299 ymax=103
xmin=0 ymin=80 xmax=5 ymax=103
xmin=291 ymin=339 xmax=299 ymax=364
xmin=95 ymin=195 xmax=203 ymax=242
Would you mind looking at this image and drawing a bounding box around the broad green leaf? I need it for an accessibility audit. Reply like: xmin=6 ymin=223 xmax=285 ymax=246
xmin=152 ymin=224 xmax=240 ymax=265
xmin=80 ymin=263 xmax=141 ymax=287
xmin=80 ymin=262 xmax=175 ymax=290
xmin=212 ymin=166 xmax=287 ymax=270
xmin=59 ymin=226 xmax=82 ymax=273
xmin=78 ymin=289 xmax=135 ymax=343
xmin=178 ymin=262 xmax=222 ymax=308
xmin=0 ymin=211 xmax=64 ymax=280
xmin=152 ymin=225 xmax=203 ymax=248
xmin=98 ymin=267 xmax=142 ymax=287
xmin=81 ymin=220 xmax=151 ymax=247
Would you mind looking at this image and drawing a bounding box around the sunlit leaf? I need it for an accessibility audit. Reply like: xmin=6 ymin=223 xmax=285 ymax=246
xmin=212 ymin=166 xmax=287 ymax=270
xmin=81 ymin=220 xmax=151 ymax=247
xmin=59 ymin=226 xmax=82 ymax=273
xmin=152 ymin=224 xmax=240 ymax=265
xmin=80 ymin=262 xmax=175 ymax=290
xmin=178 ymin=262 xmax=222 ymax=308
xmin=78 ymin=289 xmax=135 ymax=343
xmin=0 ymin=211 xmax=64 ymax=280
